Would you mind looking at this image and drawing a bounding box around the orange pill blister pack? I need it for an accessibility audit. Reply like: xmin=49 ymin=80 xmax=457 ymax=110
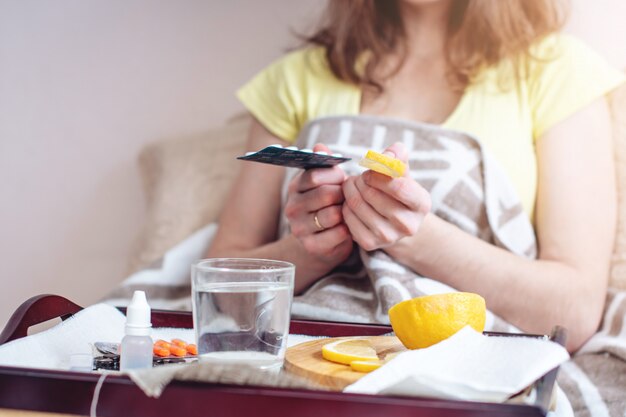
xmin=93 ymin=339 xmax=198 ymax=370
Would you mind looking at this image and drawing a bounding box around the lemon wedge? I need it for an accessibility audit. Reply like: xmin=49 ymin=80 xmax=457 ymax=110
xmin=349 ymin=359 xmax=384 ymax=373
xmin=350 ymin=351 xmax=402 ymax=373
xmin=321 ymin=338 xmax=379 ymax=365
xmin=359 ymin=150 xmax=406 ymax=178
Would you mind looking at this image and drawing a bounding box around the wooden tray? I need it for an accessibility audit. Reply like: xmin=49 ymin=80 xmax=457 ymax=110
xmin=0 ymin=294 xmax=564 ymax=417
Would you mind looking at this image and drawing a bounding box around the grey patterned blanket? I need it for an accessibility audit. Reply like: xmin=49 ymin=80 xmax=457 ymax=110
xmin=280 ymin=116 xmax=532 ymax=332
xmin=105 ymin=115 xmax=626 ymax=416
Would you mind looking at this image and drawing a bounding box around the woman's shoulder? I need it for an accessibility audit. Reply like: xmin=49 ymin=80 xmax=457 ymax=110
xmin=530 ymin=33 xmax=586 ymax=56
xmin=526 ymin=33 xmax=624 ymax=138
xmin=282 ymin=46 xmax=328 ymax=65
xmin=263 ymin=46 xmax=336 ymax=84
xmin=527 ymin=33 xmax=621 ymax=81
xmin=236 ymin=46 xmax=348 ymax=142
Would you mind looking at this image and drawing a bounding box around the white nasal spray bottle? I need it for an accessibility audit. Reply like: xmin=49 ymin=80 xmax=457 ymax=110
xmin=120 ymin=290 xmax=153 ymax=371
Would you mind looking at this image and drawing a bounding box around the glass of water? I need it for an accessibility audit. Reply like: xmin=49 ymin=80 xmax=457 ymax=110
xmin=191 ymin=258 xmax=295 ymax=370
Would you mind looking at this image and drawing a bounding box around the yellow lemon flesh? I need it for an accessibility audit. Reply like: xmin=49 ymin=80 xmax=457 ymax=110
xmin=389 ymin=292 xmax=486 ymax=350
xmin=359 ymin=150 xmax=406 ymax=178
xmin=348 ymin=351 xmax=403 ymax=373
xmin=350 ymin=359 xmax=384 ymax=373
xmin=321 ymin=338 xmax=378 ymax=365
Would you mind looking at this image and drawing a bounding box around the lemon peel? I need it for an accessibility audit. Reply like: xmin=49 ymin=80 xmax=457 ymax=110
xmin=359 ymin=150 xmax=406 ymax=178
xmin=389 ymin=292 xmax=486 ymax=349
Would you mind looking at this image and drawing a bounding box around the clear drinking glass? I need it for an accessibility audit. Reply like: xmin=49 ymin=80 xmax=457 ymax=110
xmin=191 ymin=258 xmax=295 ymax=370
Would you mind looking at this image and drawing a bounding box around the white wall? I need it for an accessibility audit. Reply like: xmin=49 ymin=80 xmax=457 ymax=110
xmin=566 ymin=0 xmax=626 ymax=69
xmin=1 ymin=0 xmax=624 ymax=330
xmin=0 ymin=0 xmax=323 ymax=327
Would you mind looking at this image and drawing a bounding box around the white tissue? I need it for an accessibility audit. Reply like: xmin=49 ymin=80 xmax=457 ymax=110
xmin=344 ymin=326 xmax=569 ymax=403
xmin=0 ymin=304 xmax=196 ymax=371
xmin=0 ymin=304 xmax=126 ymax=370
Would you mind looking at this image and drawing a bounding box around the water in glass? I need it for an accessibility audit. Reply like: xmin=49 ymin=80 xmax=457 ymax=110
xmin=194 ymin=280 xmax=292 ymax=369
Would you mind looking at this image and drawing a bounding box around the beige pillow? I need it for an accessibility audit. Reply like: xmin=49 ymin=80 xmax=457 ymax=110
xmin=128 ymin=114 xmax=250 ymax=272
xmin=609 ymin=78 xmax=626 ymax=290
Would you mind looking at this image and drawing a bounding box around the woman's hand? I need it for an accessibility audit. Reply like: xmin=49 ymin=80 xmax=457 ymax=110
xmin=284 ymin=144 xmax=354 ymax=268
xmin=342 ymin=142 xmax=431 ymax=251
xmin=208 ymin=120 xmax=350 ymax=294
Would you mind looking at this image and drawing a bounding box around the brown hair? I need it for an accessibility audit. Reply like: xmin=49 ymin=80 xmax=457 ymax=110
xmin=306 ymin=0 xmax=569 ymax=92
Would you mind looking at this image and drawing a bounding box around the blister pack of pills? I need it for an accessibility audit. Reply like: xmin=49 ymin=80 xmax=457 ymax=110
xmin=237 ymin=145 xmax=351 ymax=169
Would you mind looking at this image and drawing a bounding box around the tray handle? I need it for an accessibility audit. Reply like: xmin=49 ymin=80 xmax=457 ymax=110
xmin=534 ymin=325 xmax=568 ymax=415
xmin=0 ymin=294 xmax=83 ymax=345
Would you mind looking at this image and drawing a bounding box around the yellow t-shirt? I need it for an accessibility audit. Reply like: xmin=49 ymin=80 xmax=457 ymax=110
xmin=237 ymin=34 xmax=625 ymax=219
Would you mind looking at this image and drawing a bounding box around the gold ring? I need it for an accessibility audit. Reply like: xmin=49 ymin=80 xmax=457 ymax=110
xmin=314 ymin=213 xmax=324 ymax=231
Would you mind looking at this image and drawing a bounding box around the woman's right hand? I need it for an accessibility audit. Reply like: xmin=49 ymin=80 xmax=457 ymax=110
xmin=284 ymin=144 xmax=354 ymax=269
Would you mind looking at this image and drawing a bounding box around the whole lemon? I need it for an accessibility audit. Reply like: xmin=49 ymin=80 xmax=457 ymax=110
xmin=388 ymin=292 xmax=486 ymax=349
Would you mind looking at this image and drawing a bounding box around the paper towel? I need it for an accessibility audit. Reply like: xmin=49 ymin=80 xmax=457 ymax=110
xmin=344 ymin=326 xmax=569 ymax=403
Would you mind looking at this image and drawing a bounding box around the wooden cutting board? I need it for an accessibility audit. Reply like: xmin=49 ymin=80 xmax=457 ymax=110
xmin=284 ymin=336 xmax=407 ymax=390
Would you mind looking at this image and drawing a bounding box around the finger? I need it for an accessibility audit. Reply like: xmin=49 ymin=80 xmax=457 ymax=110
xmin=343 ymin=177 xmax=399 ymax=247
xmin=298 ymin=184 xmax=344 ymax=212
xmin=296 ymin=165 xmax=346 ymax=192
xmin=343 ymin=176 xmax=388 ymax=229
xmin=300 ymin=223 xmax=351 ymax=255
xmin=354 ymin=176 xmax=421 ymax=237
xmin=342 ymin=204 xmax=379 ymax=252
xmin=311 ymin=204 xmax=344 ymax=233
xmin=362 ymin=170 xmax=430 ymax=213
xmin=285 ymin=185 xmax=344 ymax=236
xmin=313 ymin=143 xmax=331 ymax=154
xmin=375 ymin=142 xmax=410 ymax=179
xmin=354 ymin=174 xmax=406 ymax=217
xmin=382 ymin=142 xmax=409 ymax=165
xmin=354 ymin=174 xmax=413 ymax=223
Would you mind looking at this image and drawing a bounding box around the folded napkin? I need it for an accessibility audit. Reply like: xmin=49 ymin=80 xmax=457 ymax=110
xmin=0 ymin=304 xmax=126 ymax=370
xmin=344 ymin=326 xmax=569 ymax=403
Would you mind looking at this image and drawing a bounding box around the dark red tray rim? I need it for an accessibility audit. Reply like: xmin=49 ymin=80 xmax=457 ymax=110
xmin=0 ymin=294 xmax=561 ymax=417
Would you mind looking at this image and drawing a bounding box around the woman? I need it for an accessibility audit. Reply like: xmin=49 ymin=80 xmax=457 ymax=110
xmin=207 ymin=0 xmax=624 ymax=352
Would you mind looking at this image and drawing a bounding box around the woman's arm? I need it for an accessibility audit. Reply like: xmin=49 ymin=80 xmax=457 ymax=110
xmin=383 ymin=97 xmax=616 ymax=352
xmin=207 ymin=118 xmax=353 ymax=294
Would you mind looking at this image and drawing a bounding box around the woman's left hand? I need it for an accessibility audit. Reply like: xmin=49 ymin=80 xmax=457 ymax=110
xmin=342 ymin=142 xmax=431 ymax=251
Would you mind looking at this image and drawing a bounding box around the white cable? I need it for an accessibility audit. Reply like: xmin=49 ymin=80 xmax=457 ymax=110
xmin=90 ymin=372 xmax=108 ymax=417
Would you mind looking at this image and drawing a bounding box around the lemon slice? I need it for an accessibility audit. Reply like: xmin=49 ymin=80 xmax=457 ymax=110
xmin=349 ymin=359 xmax=383 ymax=373
xmin=359 ymin=150 xmax=406 ymax=178
xmin=321 ymin=338 xmax=379 ymax=365
xmin=350 ymin=350 xmax=404 ymax=373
